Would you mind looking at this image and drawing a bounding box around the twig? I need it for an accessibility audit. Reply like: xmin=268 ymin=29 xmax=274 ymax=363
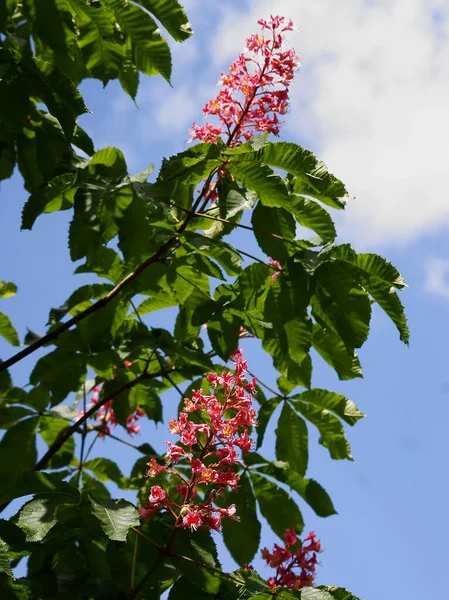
xmin=32 ymin=370 xmax=156 ymax=472
xmin=0 ymin=237 xmax=178 ymax=373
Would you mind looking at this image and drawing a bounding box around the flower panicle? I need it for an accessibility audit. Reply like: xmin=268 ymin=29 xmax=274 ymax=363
xmin=81 ymin=361 xmax=145 ymax=437
xmin=261 ymin=529 xmax=322 ymax=590
xmin=140 ymin=350 xmax=257 ymax=532
xmin=189 ymin=15 xmax=299 ymax=147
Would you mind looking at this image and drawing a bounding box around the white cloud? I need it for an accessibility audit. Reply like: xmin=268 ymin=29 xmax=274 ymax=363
xmin=212 ymin=0 xmax=449 ymax=247
xmin=424 ymin=257 xmax=449 ymax=298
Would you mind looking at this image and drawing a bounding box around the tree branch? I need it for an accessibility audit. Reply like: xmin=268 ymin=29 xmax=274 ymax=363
xmin=0 ymin=236 xmax=179 ymax=373
xmin=32 ymin=370 xmax=157 ymax=472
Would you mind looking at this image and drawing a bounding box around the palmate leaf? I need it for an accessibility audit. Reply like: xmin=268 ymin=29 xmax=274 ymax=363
xmin=0 ymin=282 xmax=17 ymax=299
xmin=0 ymin=538 xmax=13 ymax=578
xmin=255 ymin=462 xmax=337 ymax=517
xmin=302 ymin=587 xmax=361 ymax=600
xmin=226 ymin=141 xmax=348 ymax=210
xmin=89 ymin=497 xmax=139 ymax=542
xmin=250 ymin=473 xmax=304 ymax=538
xmin=293 ymin=389 xmax=364 ymax=425
xmin=21 ymin=172 xmax=78 ymax=231
xmin=172 ymin=528 xmax=221 ymax=594
xmin=135 ymin=0 xmax=193 ymax=42
xmin=17 ymin=492 xmax=79 ymax=542
xmin=363 ymin=275 xmax=409 ymax=344
xmin=275 ymin=402 xmax=308 ymax=476
xmin=0 ymin=313 xmax=20 ymax=346
xmin=106 ymin=0 xmax=172 ymax=83
xmin=24 ymin=56 xmax=89 ymax=138
xmin=313 ymin=324 xmax=363 ymax=381
xmin=293 ymin=400 xmax=353 ymax=461
xmin=221 ymin=474 xmax=261 ymax=567
xmin=251 ymin=203 xmax=296 ymax=264
xmin=71 ymin=0 xmax=125 ymax=83
xmin=332 ymin=244 xmax=406 ymax=289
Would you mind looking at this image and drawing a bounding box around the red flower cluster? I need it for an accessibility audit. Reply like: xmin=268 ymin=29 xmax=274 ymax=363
xmin=269 ymin=257 xmax=282 ymax=282
xmin=189 ymin=15 xmax=298 ymax=146
xmin=139 ymin=350 xmax=257 ymax=532
xmin=261 ymin=529 xmax=322 ymax=590
xmin=86 ymin=361 xmax=146 ymax=437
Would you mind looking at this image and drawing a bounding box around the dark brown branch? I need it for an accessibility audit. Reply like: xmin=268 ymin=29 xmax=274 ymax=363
xmin=32 ymin=370 xmax=155 ymax=472
xmin=0 ymin=237 xmax=179 ymax=373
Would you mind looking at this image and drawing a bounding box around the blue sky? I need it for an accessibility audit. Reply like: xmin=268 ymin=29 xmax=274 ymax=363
xmin=1 ymin=1 xmax=448 ymax=598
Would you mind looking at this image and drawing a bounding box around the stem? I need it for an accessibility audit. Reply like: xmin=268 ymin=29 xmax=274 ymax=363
xmin=32 ymin=370 xmax=157 ymax=472
xmin=83 ymin=431 xmax=100 ymax=465
xmin=127 ymin=555 xmax=163 ymax=600
xmin=246 ymin=368 xmax=286 ymax=400
xmin=170 ymin=201 xmax=299 ymax=247
xmin=129 ymin=532 xmax=139 ymax=595
xmin=76 ymin=383 xmax=88 ymax=488
xmin=0 ymin=237 xmax=178 ymax=373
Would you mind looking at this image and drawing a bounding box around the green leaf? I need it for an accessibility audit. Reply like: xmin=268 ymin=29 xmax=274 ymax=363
xmin=275 ymin=402 xmax=308 ymax=476
xmin=0 ymin=282 xmax=17 ymax=299
xmin=227 ymin=161 xmax=290 ymax=209
xmin=302 ymin=587 xmax=361 ymax=600
xmin=89 ymin=497 xmax=139 ymax=542
xmin=0 ymin=313 xmax=19 ymax=346
xmin=226 ymin=141 xmax=348 ymax=209
xmin=289 ymin=197 xmax=336 ymax=242
xmin=0 ymin=538 xmax=13 ymax=578
xmin=172 ymin=529 xmax=221 ymax=594
xmin=129 ymin=382 xmax=163 ymax=423
xmin=361 ymin=275 xmax=410 ymax=344
xmin=313 ymin=325 xmax=363 ymax=381
xmin=106 ymin=0 xmax=172 ymax=83
xmin=25 ymin=56 xmax=89 ymax=138
xmin=184 ymin=233 xmax=243 ymax=276
xmin=168 ymin=578 xmax=214 ymax=599
xmin=251 ymin=203 xmax=296 ymax=263
xmin=21 ymin=172 xmax=77 ymax=230
xmin=84 ymin=458 xmax=127 ymax=489
xmin=39 ymin=416 xmax=74 ymax=469
xmin=255 ymin=463 xmax=337 ymax=517
xmin=0 ymin=417 xmax=38 ymax=479
xmin=332 ymin=245 xmax=406 ymax=289
xmin=207 ymin=312 xmax=241 ymax=361
xmin=136 ymin=0 xmax=193 ymax=42
xmin=292 ymin=398 xmax=353 ymax=461
xmin=48 ymin=283 xmax=114 ymax=325
xmin=221 ymin=474 xmax=261 ymax=567
xmin=251 ymin=473 xmax=304 ymax=538
xmin=313 ymin=262 xmax=372 ymax=350
xmin=256 ymin=397 xmax=281 ymax=449
xmin=17 ymin=493 xmax=79 ymax=542
xmin=30 ymin=349 xmax=86 ymax=404
xmin=293 ymin=389 xmax=364 ymax=426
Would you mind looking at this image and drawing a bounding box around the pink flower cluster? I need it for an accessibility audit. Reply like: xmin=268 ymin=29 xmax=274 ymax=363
xmin=261 ymin=529 xmax=322 ymax=590
xmin=86 ymin=361 xmax=146 ymax=437
xmin=189 ymin=15 xmax=298 ymax=146
xmin=269 ymin=257 xmax=282 ymax=282
xmin=139 ymin=350 xmax=257 ymax=532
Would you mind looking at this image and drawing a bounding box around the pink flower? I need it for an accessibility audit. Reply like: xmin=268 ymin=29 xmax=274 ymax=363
xmin=189 ymin=15 xmax=299 ymax=147
xmin=284 ymin=528 xmax=297 ymax=547
xmin=149 ymin=485 xmax=166 ymax=504
xmin=146 ymin=457 xmax=165 ymax=478
xmin=182 ymin=508 xmax=203 ymax=531
xmin=262 ymin=529 xmax=322 ymax=590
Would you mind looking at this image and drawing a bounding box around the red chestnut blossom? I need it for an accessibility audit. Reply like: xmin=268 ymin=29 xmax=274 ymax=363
xmin=141 ymin=350 xmax=257 ymax=532
xmin=82 ymin=362 xmax=146 ymax=437
xmin=261 ymin=529 xmax=322 ymax=590
xmin=189 ymin=15 xmax=298 ymax=147
xmin=269 ymin=257 xmax=282 ymax=282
